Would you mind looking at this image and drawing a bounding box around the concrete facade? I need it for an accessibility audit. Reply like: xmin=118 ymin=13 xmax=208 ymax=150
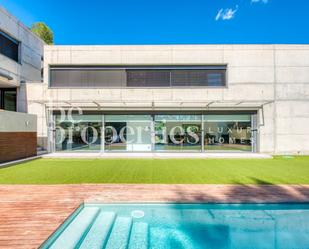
xmin=22 ymin=44 xmax=309 ymax=155
xmin=0 ymin=6 xmax=44 ymax=112
xmin=0 ymin=110 xmax=36 ymax=132
xmin=0 ymin=110 xmax=37 ymax=162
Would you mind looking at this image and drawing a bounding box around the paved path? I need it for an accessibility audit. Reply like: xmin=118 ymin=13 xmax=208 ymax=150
xmin=43 ymin=152 xmax=272 ymax=159
xmin=0 ymin=184 xmax=309 ymax=249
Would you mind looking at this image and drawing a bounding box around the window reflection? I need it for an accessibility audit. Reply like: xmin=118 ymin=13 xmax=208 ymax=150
xmin=155 ymin=115 xmax=202 ymax=151
xmin=104 ymin=115 xmax=152 ymax=152
xmin=53 ymin=113 xmax=254 ymax=152
xmin=55 ymin=115 xmax=101 ymax=151
xmin=204 ymin=115 xmax=252 ymax=151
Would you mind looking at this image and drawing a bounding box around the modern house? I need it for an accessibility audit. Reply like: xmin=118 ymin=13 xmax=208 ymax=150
xmin=22 ymin=45 xmax=309 ymax=155
xmin=0 ymin=6 xmax=43 ymax=162
xmin=0 ymin=7 xmax=308 ymax=156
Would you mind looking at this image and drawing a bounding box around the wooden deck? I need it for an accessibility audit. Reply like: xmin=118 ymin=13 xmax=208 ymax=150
xmin=0 ymin=184 xmax=309 ymax=249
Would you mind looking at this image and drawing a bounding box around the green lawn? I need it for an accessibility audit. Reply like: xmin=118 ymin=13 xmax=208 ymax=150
xmin=0 ymin=156 xmax=309 ymax=184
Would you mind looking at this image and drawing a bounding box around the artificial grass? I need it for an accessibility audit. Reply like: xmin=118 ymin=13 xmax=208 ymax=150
xmin=0 ymin=156 xmax=309 ymax=184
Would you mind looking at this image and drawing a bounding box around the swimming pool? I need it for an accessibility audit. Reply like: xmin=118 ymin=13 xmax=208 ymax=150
xmin=41 ymin=203 xmax=309 ymax=249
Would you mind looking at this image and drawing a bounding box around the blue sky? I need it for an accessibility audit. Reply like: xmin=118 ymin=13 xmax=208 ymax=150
xmin=0 ymin=0 xmax=308 ymax=45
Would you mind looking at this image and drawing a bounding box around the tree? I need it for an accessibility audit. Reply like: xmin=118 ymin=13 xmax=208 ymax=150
xmin=31 ymin=22 xmax=54 ymax=45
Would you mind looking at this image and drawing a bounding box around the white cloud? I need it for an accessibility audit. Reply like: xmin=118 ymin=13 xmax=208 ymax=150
xmin=215 ymin=6 xmax=238 ymax=21
xmin=251 ymin=0 xmax=268 ymax=3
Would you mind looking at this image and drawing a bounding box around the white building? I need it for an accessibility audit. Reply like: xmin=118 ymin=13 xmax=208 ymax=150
xmin=0 ymin=6 xmax=44 ymax=112
xmin=22 ymin=44 xmax=309 ymax=155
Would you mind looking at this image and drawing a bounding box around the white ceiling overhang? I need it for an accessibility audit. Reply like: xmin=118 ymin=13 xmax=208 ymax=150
xmin=33 ymin=100 xmax=274 ymax=110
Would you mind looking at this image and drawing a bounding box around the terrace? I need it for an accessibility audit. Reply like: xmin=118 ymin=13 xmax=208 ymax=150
xmin=0 ymin=156 xmax=309 ymax=248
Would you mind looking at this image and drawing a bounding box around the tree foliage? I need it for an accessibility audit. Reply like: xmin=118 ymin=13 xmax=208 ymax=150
xmin=31 ymin=22 xmax=54 ymax=45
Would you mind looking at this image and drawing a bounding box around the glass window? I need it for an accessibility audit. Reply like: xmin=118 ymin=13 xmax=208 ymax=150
xmin=50 ymin=68 xmax=125 ymax=88
xmin=3 ymin=90 xmax=16 ymax=111
xmin=49 ymin=66 xmax=226 ymax=88
xmin=55 ymin=115 xmax=102 ymax=151
xmin=154 ymin=115 xmax=202 ymax=151
xmin=126 ymin=69 xmax=226 ymax=87
xmin=50 ymin=69 xmax=88 ymax=88
xmin=207 ymin=72 xmax=224 ymax=86
xmin=204 ymin=115 xmax=252 ymax=152
xmin=105 ymin=115 xmax=152 ymax=152
xmin=126 ymin=70 xmax=170 ymax=87
xmin=51 ymin=113 xmax=255 ymax=153
xmin=0 ymin=89 xmax=16 ymax=111
xmin=50 ymin=69 xmax=69 ymax=87
xmin=171 ymin=70 xmax=208 ymax=86
xmin=88 ymin=70 xmax=125 ymax=87
xmin=0 ymin=30 xmax=19 ymax=62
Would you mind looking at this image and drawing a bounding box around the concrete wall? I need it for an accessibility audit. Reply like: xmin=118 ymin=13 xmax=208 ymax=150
xmin=273 ymin=45 xmax=309 ymax=154
xmin=0 ymin=110 xmax=37 ymax=162
xmin=25 ymin=45 xmax=309 ymax=154
xmin=0 ymin=110 xmax=36 ymax=132
xmin=0 ymin=6 xmax=44 ymax=112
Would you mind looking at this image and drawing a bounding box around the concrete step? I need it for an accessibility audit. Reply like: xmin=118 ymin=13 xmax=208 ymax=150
xmin=105 ymin=216 xmax=133 ymax=249
xmin=49 ymin=207 xmax=99 ymax=249
xmin=79 ymin=211 xmax=116 ymax=249
xmin=128 ymin=222 xmax=149 ymax=249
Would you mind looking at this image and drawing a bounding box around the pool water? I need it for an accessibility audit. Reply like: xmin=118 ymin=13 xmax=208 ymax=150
xmin=41 ymin=203 xmax=309 ymax=249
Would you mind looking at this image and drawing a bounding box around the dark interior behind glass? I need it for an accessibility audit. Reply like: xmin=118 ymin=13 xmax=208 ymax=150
xmin=0 ymin=88 xmax=17 ymax=111
xmin=0 ymin=30 xmax=19 ymax=62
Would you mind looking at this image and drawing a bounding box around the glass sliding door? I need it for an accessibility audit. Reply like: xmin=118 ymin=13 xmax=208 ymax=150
xmin=154 ymin=115 xmax=202 ymax=151
xmin=203 ymin=115 xmax=252 ymax=152
xmin=52 ymin=112 xmax=256 ymax=153
xmin=104 ymin=115 xmax=152 ymax=152
xmin=55 ymin=115 xmax=102 ymax=152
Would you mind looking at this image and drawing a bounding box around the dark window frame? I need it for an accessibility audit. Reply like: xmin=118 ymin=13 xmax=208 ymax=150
xmin=0 ymin=30 xmax=20 ymax=63
xmin=49 ymin=65 xmax=227 ymax=88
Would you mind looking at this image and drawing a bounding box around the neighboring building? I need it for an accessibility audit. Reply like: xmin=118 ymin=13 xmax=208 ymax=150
xmin=0 ymin=6 xmax=43 ymax=162
xmin=0 ymin=6 xmax=44 ymax=112
xmin=23 ymin=45 xmax=309 ymax=155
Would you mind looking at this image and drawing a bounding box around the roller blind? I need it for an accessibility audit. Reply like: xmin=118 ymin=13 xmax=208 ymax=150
xmin=50 ymin=66 xmax=226 ymax=88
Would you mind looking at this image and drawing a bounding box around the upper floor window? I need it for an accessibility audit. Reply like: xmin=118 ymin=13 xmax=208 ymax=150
xmin=50 ymin=66 xmax=226 ymax=88
xmin=0 ymin=30 xmax=20 ymax=62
